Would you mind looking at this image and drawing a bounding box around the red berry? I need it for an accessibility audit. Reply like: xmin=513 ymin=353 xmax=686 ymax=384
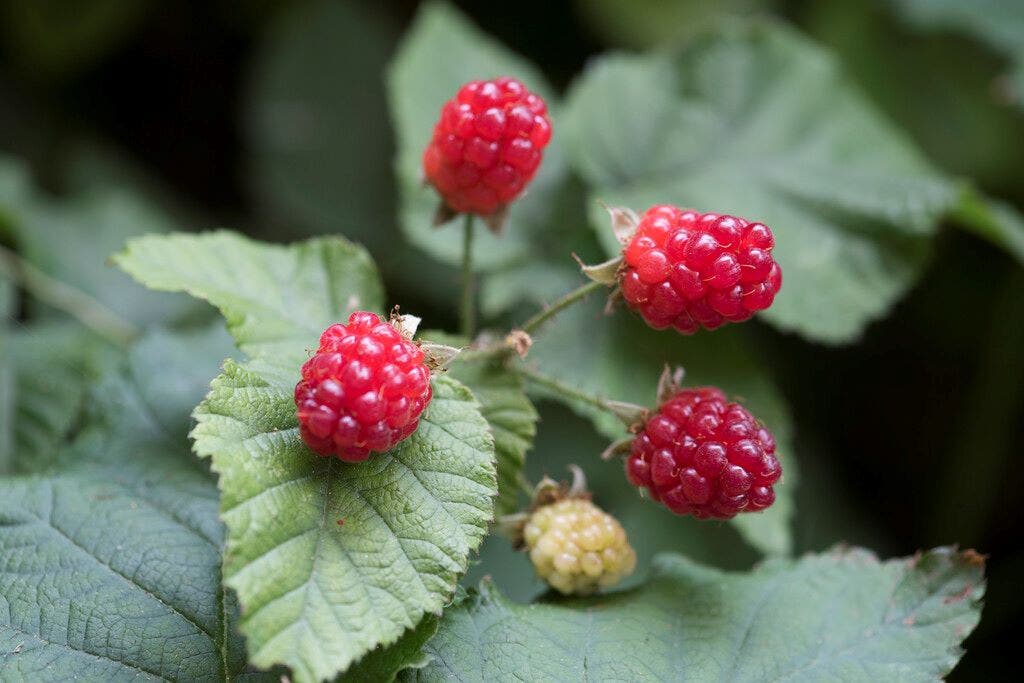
xmin=619 ymin=206 xmax=782 ymax=333
xmin=625 ymin=387 xmax=781 ymax=520
xmin=294 ymin=312 xmax=432 ymax=462
xmin=423 ymin=77 xmax=552 ymax=217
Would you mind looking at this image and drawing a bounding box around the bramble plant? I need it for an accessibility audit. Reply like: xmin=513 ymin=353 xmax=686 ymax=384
xmin=8 ymin=1 xmax=1022 ymax=681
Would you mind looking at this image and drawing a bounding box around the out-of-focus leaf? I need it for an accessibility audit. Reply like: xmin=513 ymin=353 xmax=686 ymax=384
xmin=525 ymin=294 xmax=795 ymax=555
xmin=891 ymin=0 xmax=1024 ymax=110
xmin=0 ymin=326 xmax=276 ymax=683
xmin=406 ymin=547 xmax=985 ymax=682
xmin=574 ymin=0 xmax=771 ymax=49
xmin=562 ymin=23 xmax=960 ymax=343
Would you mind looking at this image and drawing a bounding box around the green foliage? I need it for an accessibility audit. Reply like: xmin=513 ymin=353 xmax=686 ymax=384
xmin=561 ymin=24 xmax=961 ymax=343
xmin=525 ymin=294 xmax=795 ymax=556
xmin=407 ymin=547 xmax=984 ymax=682
xmin=116 ymin=232 xmax=500 ymax=682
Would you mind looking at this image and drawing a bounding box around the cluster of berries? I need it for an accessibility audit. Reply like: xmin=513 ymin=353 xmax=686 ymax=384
xmin=292 ymin=76 xmax=784 ymax=595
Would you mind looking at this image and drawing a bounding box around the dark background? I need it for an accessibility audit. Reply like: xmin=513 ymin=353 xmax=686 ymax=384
xmin=2 ymin=1 xmax=1021 ymax=679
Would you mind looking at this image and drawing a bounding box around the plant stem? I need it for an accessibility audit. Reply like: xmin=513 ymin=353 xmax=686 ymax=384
xmin=460 ymin=213 xmax=475 ymax=339
xmin=0 ymin=242 xmax=138 ymax=346
xmin=520 ymin=280 xmax=604 ymax=335
xmin=514 ymin=365 xmax=645 ymax=428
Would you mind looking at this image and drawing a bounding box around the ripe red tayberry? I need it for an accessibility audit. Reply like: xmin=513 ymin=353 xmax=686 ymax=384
xmin=619 ymin=205 xmax=781 ymax=334
xmin=295 ymin=311 xmax=432 ymax=462
xmin=422 ymin=77 xmax=552 ymax=219
xmin=626 ymin=387 xmax=781 ymax=519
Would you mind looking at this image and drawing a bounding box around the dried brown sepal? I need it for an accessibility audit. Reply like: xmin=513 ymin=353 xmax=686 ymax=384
xmin=573 ymin=252 xmax=623 ymax=285
xmin=600 ymin=436 xmax=634 ymax=461
xmin=505 ymin=329 xmax=533 ymax=358
xmin=597 ymin=201 xmax=641 ymax=245
xmin=482 ymin=205 xmax=510 ymax=234
xmin=656 ymin=365 xmax=687 ymax=405
xmin=432 ymin=201 xmax=458 ymax=227
xmin=419 ymin=341 xmax=462 ymax=371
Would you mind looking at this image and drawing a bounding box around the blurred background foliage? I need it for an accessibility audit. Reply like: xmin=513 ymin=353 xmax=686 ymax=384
xmin=1 ymin=0 xmax=1021 ymax=679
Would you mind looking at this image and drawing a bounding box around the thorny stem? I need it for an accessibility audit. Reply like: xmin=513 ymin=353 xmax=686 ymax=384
xmin=459 ymin=213 xmax=476 ymax=339
xmin=0 ymin=242 xmax=138 ymax=346
xmin=519 ymin=280 xmax=604 ymax=335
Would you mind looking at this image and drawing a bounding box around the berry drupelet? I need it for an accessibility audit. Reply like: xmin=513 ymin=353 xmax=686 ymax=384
xmin=295 ymin=311 xmax=432 ymax=462
xmin=423 ymin=77 xmax=551 ymax=221
xmin=619 ymin=205 xmax=781 ymax=334
xmin=626 ymin=387 xmax=781 ymax=520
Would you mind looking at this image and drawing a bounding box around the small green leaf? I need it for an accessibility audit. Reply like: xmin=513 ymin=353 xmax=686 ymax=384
xmin=192 ymin=365 xmax=496 ymax=682
xmin=525 ymin=294 xmax=795 ymax=556
xmin=405 ymin=547 xmax=984 ymax=682
xmin=562 ymin=23 xmax=961 ymax=343
xmin=114 ymin=231 xmax=384 ymax=362
xmin=387 ymin=1 xmax=569 ymax=272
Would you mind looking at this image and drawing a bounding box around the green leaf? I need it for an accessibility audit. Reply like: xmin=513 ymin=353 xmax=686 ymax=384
xmin=1 ymin=174 xmax=195 ymax=328
xmin=192 ymin=365 xmax=496 ymax=682
xmin=117 ymin=230 xmax=499 ymax=680
xmin=387 ymin=1 xmax=569 ymax=272
xmin=0 ymin=333 xmax=275 ymax=682
xmin=113 ymin=231 xmax=384 ymax=363
xmin=341 ymin=613 xmax=440 ymax=683
xmin=952 ymin=190 xmax=1024 ymax=266
xmin=562 ymin=23 xmax=960 ymax=343
xmin=891 ymin=0 xmax=1024 ymax=110
xmin=448 ymin=361 xmax=538 ymax=517
xmin=405 ymin=547 xmax=985 ymax=682
xmin=525 ymin=294 xmax=795 ymax=555
xmin=0 ymin=323 xmax=114 ymax=475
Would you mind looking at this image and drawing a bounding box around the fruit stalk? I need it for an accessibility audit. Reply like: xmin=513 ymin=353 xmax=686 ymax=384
xmin=459 ymin=213 xmax=476 ymax=339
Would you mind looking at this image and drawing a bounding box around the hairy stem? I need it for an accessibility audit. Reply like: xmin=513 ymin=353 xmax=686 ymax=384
xmin=460 ymin=213 xmax=475 ymax=339
xmin=514 ymin=365 xmax=645 ymax=428
xmin=519 ymin=280 xmax=604 ymax=335
xmin=0 ymin=242 xmax=138 ymax=345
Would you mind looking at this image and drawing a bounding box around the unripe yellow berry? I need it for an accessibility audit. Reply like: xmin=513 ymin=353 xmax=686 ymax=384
xmin=522 ymin=498 xmax=636 ymax=595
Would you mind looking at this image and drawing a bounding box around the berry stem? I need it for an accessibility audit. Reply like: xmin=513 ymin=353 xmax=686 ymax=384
xmin=459 ymin=213 xmax=476 ymax=339
xmin=514 ymin=364 xmax=645 ymax=429
xmin=519 ymin=280 xmax=604 ymax=335
xmin=0 ymin=242 xmax=139 ymax=346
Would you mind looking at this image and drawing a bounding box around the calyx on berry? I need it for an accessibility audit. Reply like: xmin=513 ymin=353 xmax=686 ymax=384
xmin=422 ymin=76 xmax=552 ymax=233
xmin=294 ymin=310 xmax=458 ymax=462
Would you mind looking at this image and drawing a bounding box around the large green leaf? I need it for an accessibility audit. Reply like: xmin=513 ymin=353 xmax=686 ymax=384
xmin=0 ymin=328 xmax=273 ymax=683
xmin=193 ymin=364 xmax=495 ymax=682
xmin=562 ymin=23 xmax=960 ymax=343
xmin=952 ymin=191 xmax=1024 ymax=266
xmin=387 ymin=1 xmax=570 ymax=272
xmin=525 ymin=293 xmax=795 ymax=556
xmin=113 ymin=231 xmax=384 ymax=363
xmin=404 ymin=547 xmax=984 ymax=682
xmin=117 ymin=232 xmax=499 ymax=681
